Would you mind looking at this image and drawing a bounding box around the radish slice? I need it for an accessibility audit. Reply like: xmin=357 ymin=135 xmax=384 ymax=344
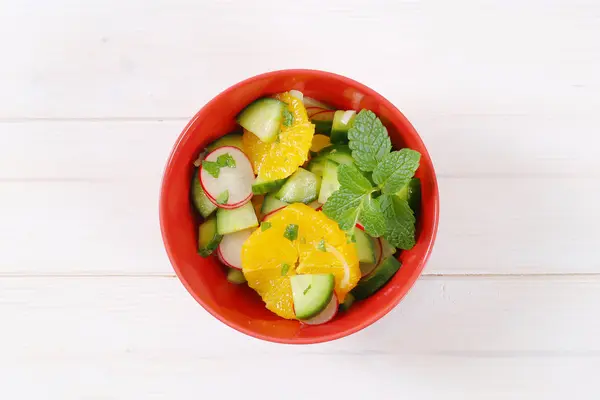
xmin=303 ymin=97 xmax=333 ymax=110
xmin=290 ymin=90 xmax=304 ymax=102
xmin=200 ymin=146 xmax=254 ymax=209
xmin=360 ymin=238 xmax=382 ymax=277
xmin=301 ymin=295 xmax=338 ymax=325
xmin=217 ymin=229 xmax=253 ymax=270
xmin=310 ymin=110 xmax=336 ymax=120
xmin=306 ymin=107 xmax=328 ymax=118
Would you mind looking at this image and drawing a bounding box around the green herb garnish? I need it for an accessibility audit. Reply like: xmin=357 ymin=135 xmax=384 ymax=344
xmin=282 ymin=108 xmax=294 ymax=127
xmin=261 ymin=221 xmax=272 ymax=231
xmin=283 ymin=224 xmax=298 ymax=241
xmin=322 ymin=109 xmax=421 ymax=250
xmin=201 ymin=160 xmax=221 ymax=178
xmin=201 ymin=152 xmax=236 ymax=178
xmin=317 ymin=239 xmax=327 ymax=252
xmin=281 ymin=263 xmax=290 ymax=276
xmin=347 ymin=110 xmax=392 ymax=172
xmin=216 ymin=153 xmax=236 ymax=168
xmin=215 ymin=190 xmax=229 ymax=205
xmin=303 ymin=284 xmax=312 ymax=295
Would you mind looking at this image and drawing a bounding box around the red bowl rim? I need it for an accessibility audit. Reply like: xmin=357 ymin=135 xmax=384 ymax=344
xmin=159 ymin=69 xmax=440 ymax=344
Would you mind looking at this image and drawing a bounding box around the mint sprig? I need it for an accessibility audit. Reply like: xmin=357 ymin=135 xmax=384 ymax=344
xmin=323 ymin=109 xmax=421 ymax=249
xmin=322 ymin=164 xmax=386 ymax=236
xmin=373 ymin=149 xmax=421 ymax=194
xmin=379 ymin=194 xmax=416 ymax=250
xmin=347 ymin=110 xmax=392 ymax=172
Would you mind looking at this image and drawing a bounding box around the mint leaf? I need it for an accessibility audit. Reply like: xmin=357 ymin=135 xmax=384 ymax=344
xmin=347 ymin=110 xmax=392 ymax=172
xmin=358 ymin=196 xmax=386 ymax=237
xmin=372 ymin=149 xmax=421 ymax=194
xmin=261 ymin=221 xmax=272 ymax=231
xmin=281 ymin=263 xmax=290 ymax=276
xmin=284 ymin=224 xmax=298 ymax=241
xmin=216 ymin=153 xmax=236 ymax=168
xmin=379 ymin=194 xmax=416 ymax=250
xmin=202 ymin=153 xmax=236 ymax=178
xmin=216 ymin=190 xmax=229 ymax=204
xmin=336 ymin=163 xmax=373 ymax=194
xmin=323 ymin=188 xmax=364 ymax=231
xmin=282 ymin=108 xmax=294 ymax=127
xmin=201 ymin=160 xmax=221 ymax=178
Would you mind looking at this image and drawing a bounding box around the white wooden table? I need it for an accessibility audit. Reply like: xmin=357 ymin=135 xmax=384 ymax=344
xmin=2 ymin=1 xmax=599 ymax=398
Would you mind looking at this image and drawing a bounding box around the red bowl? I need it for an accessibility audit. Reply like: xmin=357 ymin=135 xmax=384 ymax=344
xmin=159 ymin=69 xmax=439 ymax=344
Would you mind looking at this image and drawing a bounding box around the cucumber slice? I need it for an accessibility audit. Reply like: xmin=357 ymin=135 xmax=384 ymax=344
xmin=317 ymin=160 xmax=340 ymax=204
xmin=261 ymin=194 xmax=288 ymax=216
xmin=216 ymin=202 xmax=258 ymax=235
xmin=275 ymin=168 xmax=321 ymax=204
xmin=206 ymin=132 xmax=243 ymax=152
xmin=301 ymin=295 xmax=338 ymax=325
xmin=352 ymin=256 xmax=401 ymax=300
xmin=396 ymin=178 xmax=421 ymax=214
xmin=354 ymin=228 xmax=376 ymax=264
xmin=310 ymin=110 xmax=335 ymax=135
xmin=191 ymin=169 xmax=218 ymax=218
xmin=339 ymin=292 xmax=355 ymax=312
xmin=226 ymin=268 xmax=247 ymax=284
xmin=197 ymin=214 xmax=222 ymax=257
xmin=237 ymin=98 xmax=286 ymax=143
xmin=359 ymin=237 xmax=382 ymax=277
xmin=380 ymin=238 xmax=397 ymax=260
xmin=290 ymin=273 xmax=335 ymax=320
xmin=330 ymin=110 xmax=356 ymax=144
xmin=317 ymin=144 xmax=354 ymax=165
xmin=252 ymin=176 xmax=287 ymax=195
xmin=306 ymin=156 xmax=328 ymax=177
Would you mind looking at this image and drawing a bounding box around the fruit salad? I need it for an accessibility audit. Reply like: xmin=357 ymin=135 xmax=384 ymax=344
xmin=191 ymin=90 xmax=422 ymax=325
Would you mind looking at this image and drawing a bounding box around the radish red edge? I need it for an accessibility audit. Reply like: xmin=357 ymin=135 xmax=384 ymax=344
xmin=306 ymin=107 xmax=328 ymax=118
xmin=300 ymin=295 xmax=339 ymax=325
xmin=199 ymin=146 xmax=254 ymax=209
xmin=310 ymin=110 xmax=336 ymax=120
xmin=216 ymin=246 xmax=241 ymax=270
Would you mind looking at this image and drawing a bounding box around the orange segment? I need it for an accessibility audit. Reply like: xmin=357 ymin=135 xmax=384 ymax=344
xmin=243 ymin=92 xmax=315 ymax=181
xmin=310 ymin=134 xmax=331 ymax=153
xmin=241 ymin=203 xmax=360 ymax=319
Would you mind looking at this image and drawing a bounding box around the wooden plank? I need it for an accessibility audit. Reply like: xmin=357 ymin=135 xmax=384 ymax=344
xmin=0 ymin=0 xmax=598 ymax=118
xmin=2 ymin=276 xmax=600 ymax=355
xmin=3 ymin=356 xmax=599 ymax=399
xmin=1 ymin=276 xmax=599 ymax=398
xmin=2 ymin=116 xmax=600 ymax=181
xmin=1 ymin=177 xmax=598 ymax=275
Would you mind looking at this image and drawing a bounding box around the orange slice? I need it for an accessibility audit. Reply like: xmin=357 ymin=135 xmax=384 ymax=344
xmin=243 ymin=92 xmax=315 ymax=181
xmin=241 ymin=203 xmax=360 ymax=319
